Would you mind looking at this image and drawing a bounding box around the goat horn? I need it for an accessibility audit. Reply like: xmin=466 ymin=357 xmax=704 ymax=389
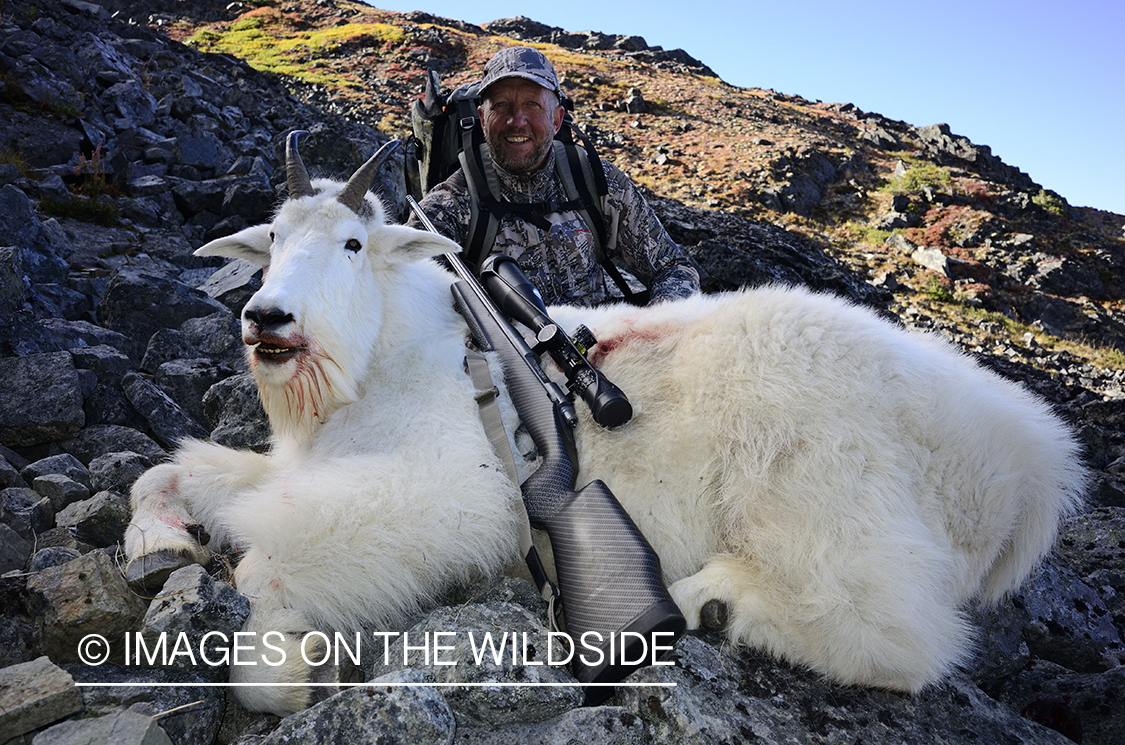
xmin=286 ymin=130 xmax=315 ymax=199
xmin=336 ymin=140 xmax=401 ymax=215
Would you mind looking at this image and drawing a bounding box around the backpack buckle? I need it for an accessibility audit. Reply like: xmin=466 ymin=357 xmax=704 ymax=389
xmin=459 ymin=116 xmax=476 ymax=131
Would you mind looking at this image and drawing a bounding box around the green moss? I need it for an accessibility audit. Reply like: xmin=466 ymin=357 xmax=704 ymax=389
xmin=1032 ymin=189 xmax=1068 ymax=219
xmin=886 ymin=161 xmax=951 ymax=195
xmin=924 ymin=275 xmax=954 ymax=303
xmin=188 ymin=11 xmax=405 ymax=89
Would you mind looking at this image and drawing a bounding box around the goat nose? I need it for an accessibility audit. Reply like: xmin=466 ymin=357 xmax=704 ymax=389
xmin=244 ymin=306 xmax=294 ymax=333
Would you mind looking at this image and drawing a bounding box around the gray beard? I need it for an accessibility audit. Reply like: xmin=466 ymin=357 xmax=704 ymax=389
xmin=486 ymin=133 xmax=552 ymax=174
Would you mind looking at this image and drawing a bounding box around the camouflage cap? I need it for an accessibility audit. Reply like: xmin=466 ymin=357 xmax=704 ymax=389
xmin=480 ymin=46 xmax=562 ymax=98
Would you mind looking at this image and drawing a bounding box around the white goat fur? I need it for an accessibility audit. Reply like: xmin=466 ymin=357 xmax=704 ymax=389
xmin=125 ymin=173 xmax=1085 ymax=715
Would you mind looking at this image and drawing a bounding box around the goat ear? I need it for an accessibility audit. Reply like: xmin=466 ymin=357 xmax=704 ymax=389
xmin=379 ymin=224 xmax=462 ymax=265
xmin=194 ymin=224 xmax=273 ymax=266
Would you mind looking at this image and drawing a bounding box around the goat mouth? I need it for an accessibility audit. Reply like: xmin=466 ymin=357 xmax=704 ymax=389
xmin=253 ymin=343 xmax=307 ymax=364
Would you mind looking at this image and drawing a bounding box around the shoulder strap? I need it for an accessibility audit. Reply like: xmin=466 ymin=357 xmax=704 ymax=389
xmin=464 ymin=349 xmax=560 ymax=619
xmin=554 ymin=125 xmax=649 ymax=305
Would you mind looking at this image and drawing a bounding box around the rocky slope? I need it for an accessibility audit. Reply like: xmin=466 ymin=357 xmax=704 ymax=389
xmin=1 ymin=0 xmax=1123 ymax=743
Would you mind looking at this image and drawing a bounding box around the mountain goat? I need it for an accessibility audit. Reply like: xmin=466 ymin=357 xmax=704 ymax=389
xmin=124 ymin=136 xmax=1085 ymax=716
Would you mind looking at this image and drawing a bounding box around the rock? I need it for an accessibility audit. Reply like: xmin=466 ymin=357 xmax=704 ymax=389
xmin=61 ymin=424 xmax=166 ymax=466
xmin=260 ymin=672 xmax=455 ymax=745
xmin=454 ymin=705 xmax=646 ymax=744
xmin=122 ymin=372 xmax=210 ymax=448
xmin=616 ymin=634 xmax=1071 ymax=744
xmin=31 ymin=709 xmax=174 ymax=745
xmin=1029 ymin=256 xmax=1107 ymax=300
xmin=985 ymin=554 xmax=1124 ymax=674
xmin=141 ymin=312 xmax=244 ymax=372
xmin=0 ymin=522 xmax=33 ymax=573
xmin=202 ymin=373 xmax=271 ymax=452
xmin=371 ymin=602 xmax=582 ymax=728
xmin=20 ymin=453 xmax=90 ymax=490
xmin=991 ymin=660 xmax=1125 ymax=745
xmin=0 ymin=455 xmax=24 ymax=491
xmin=221 ymin=180 xmax=276 ymax=224
xmin=26 ymin=546 xmax=81 ymax=573
xmin=26 ymin=549 xmax=147 ymax=665
xmin=623 ymin=88 xmax=646 ymax=114
xmin=1 ymin=487 xmax=54 ymax=540
xmin=69 ymin=344 xmax=133 ymax=387
xmin=55 ymin=491 xmax=131 ymax=547
xmin=30 ymin=526 xmax=95 ymax=556
xmin=38 ymin=319 xmax=132 ymax=357
xmin=138 ymin=564 xmax=251 ymax=682
xmin=0 ymin=656 xmax=84 ymax=742
xmin=104 ymin=79 xmax=158 ymax=129
xmin=97 ymin=268 xmax=231 ymax=361
xmin=31 ymin=473 xmax=91 ymax=512
xmin=88 ymin=451 xmax=152 ymax=495
xmin=912 ymin=245 xmax=951 ymax=275
xmin=173 ymin=133 xmax=226 ymax=172
xmin=155 ymin=358 xmax=229 ymax=428
xmin=0 ymin=185 xmax=68 ymax=284
xmin=0 ymin=352 xmax=86 ymax=448
xmin=0 ymin=247 xmax=27 ymax=318
xmin=66 ymin=664 xmax=226 ymax=745
xmin=196 ymin=258 xmax=263 ymax=313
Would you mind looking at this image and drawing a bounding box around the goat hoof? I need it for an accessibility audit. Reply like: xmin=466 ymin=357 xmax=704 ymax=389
xmin=700 ymin=599 xmax=729 ymax=632
xmin=185 ymin=523 xmax=211 ymax=545
xmin=126 ymin=550 xmax=196 ymax=593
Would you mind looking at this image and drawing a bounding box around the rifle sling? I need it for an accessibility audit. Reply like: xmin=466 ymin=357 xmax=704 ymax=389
xmin=464 ymin=348 xmax=560 ymax=614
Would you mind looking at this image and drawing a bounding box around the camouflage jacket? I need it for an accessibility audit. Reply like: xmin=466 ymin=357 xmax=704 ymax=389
xmin=408 ymin=148 xmax=700 ymax=307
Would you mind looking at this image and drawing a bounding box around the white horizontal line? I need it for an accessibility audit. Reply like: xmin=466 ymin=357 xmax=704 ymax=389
xmin=75 ymin=681 xmax=675 ymax=688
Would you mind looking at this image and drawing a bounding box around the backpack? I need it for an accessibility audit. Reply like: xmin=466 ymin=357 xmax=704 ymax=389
xmin=405 ymin=69 xmax=648 ymax=305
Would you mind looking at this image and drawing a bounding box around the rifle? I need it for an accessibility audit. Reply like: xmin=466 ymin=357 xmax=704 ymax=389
xmin=407 ymin=197 xmax=685 ymax=703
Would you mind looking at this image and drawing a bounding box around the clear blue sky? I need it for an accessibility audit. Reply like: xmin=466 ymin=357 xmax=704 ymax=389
xmin=369 ymin=0 xmax=1124 ymax=215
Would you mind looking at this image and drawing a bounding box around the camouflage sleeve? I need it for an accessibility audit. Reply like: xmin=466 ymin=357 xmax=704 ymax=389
xmin=601 ymin=162 xmax=700 ymax=304
xmin=405 ymin=169 xmax=472 ymax=247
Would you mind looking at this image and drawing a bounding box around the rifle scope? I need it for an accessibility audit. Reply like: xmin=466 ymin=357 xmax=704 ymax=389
xmin=479 ymin=255 xmax=633 ymax=429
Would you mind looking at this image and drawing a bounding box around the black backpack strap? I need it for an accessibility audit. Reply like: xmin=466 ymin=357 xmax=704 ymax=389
xmin=554 ymin=126 xmax=649 ymax=305
xmin=454 ymin=93 xmax=504 ymax=275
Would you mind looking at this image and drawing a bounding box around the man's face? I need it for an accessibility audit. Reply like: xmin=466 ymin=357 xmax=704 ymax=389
xmin=479 ymin=78 xmax=564 ymax=174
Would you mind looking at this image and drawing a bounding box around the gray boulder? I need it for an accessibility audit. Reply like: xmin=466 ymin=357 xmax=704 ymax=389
xmin=0 ymin=522 xmax=33 ymax=573
xmin=0 ymin=185 xmax=68 ymax=284
xmin=122 ymin=372 xmax=210 ymax=448
xmin=67 ymin=664 xmax=226 ymax=745
xmin=21 ymin=453 xmax=92 ymax=490
xmin=26 ymin=549 xmax=147 ymax=665
xmin=139 ymin=564 xmax=251 ymax=682
xmin=97 ymin=268 xmax=230 ymax=361
xmin=615 ymin=634 xmax=1071 ymax=744
xmin=30 ymin=474 xmax=90 ymax=512
xmin=202 ymin=373 xmax=270 ymax=452
xmin=61 ymin=424 xmax=166 ymax=465
xmin=2 ymin=487 xmax=55 ymax=540
xmin=0 ymin=656 xmax=84 ymax=743
xmin=31 ymin=709 xmax=173 ymax=745
xmin=89 ymin=451 xmax=152 ymax=495
xmin=0 ymin=352 xmax=85 ymax=448
xmin=371 ymin=602 xmax=582 ymax=728
xmin=55 ymin=490 xmax=131 ymax=547
xmin=261 ymin=672 xmax=455 ymax=745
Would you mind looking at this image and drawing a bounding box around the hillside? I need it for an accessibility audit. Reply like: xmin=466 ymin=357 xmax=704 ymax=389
xmin=0 ymin=1 xmax=1123 ymax=743
xmin=145 ymin=0 xmax=1125 ymax=386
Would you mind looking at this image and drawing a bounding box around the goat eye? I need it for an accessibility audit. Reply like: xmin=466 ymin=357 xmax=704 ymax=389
xmin=345 ymin=238 xmax=362 ymax=253
xmin=269 ymin=231 xmax=276 ymax=242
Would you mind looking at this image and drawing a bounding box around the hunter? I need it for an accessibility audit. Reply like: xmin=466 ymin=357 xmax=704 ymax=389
xmin=408 ymin=46 xmax=700 ymax=307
